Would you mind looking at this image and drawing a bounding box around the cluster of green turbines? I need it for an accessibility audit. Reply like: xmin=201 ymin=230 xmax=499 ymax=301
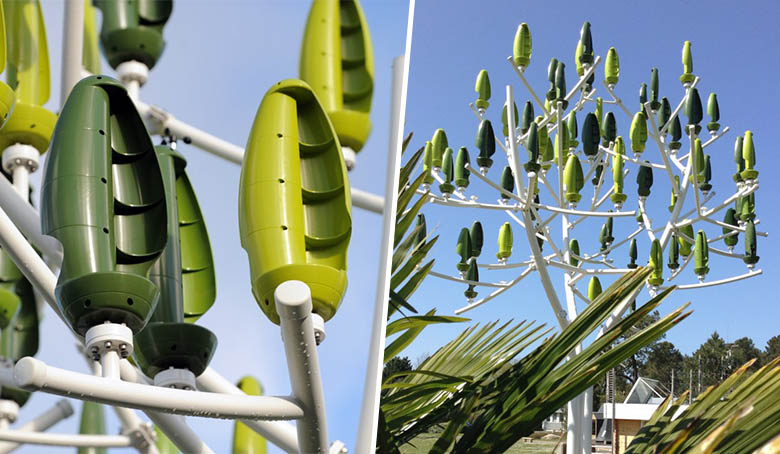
xmin=417 ymin=21 xmax=760 ymax=304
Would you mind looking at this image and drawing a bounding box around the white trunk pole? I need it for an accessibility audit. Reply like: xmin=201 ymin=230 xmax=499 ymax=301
xmin=61 ymin=0 xmax=85 ymax=106
xmin=355 ymin=54 xmax=406 ymax=453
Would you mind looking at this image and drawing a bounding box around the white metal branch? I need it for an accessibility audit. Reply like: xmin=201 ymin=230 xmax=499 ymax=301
xmin=454 ymin=266 xmax=535 ymax=315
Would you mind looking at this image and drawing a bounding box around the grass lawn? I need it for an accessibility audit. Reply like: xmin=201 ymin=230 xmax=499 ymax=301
xmin=398 ymin=432 xmax=562 ymax=453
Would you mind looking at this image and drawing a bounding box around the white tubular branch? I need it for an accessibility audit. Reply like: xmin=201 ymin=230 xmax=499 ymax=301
xmin=13 ymin=358 xmax=305 ymax=421
xmin=0 ymin=430 xmax=131 ymax=448
xmin=508 ymin=57 xmax=550 ymax=116
xmin=134 ymin=101 xmax=384 ymax=214
xmin=0 ymin=206 xmax=65 ymax=328
xmin=0 ymin=176 xmax=63 ymax=264
xmin=118 ymin=362 xmax=213 ymax=454
xmin=274 ymin=281 xmax=329 ymax=453
xmin=197 ymin=368 xmax=300 ymax=453
xmin=666 ymin=270 xmax=762 ymax=290
xmin=0 ymin=399 xmax=73 ymax=454
xmin=454 ymin=266 xmax=535 ymax=315
xmin=428 ymin=270 xmax=513 ymax=288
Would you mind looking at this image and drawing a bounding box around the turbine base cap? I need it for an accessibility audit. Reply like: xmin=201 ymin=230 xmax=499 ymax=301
xmin=133 ymin=322 xmax=217 ymax=377
xmin=0 ymin=103 xmax=57 ymax=154
xmin=253 ymin=264 xmax=346 ymax=325
xmin=56 ymin=272 xmax=158 ymax=336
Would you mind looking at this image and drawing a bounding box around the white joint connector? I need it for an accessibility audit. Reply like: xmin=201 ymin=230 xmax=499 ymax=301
xmin=2 ymin=144 xmax=39 ymax=173
xmin=341 ymin=147 xmax=356 ymax=171
xmin=116 ymin=60 xmax=149 ymax=87
xmin=154 ymin=368 xmax=197 ymax=391
xmin=0 ymin=401 xmax=19 ymax=424
xmin=329 ymin=440 xmax=348 ymax=454
xmin=85 ymin=322 xmax=134 ymax=364
xmin=312 ymin=314 xmax=326 ymax=345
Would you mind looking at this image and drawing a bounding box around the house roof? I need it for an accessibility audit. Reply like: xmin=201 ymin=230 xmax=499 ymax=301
xmin=624 ymin=377 xmax=670 ymax=404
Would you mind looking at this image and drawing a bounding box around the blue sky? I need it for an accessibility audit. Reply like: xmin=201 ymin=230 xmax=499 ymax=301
xmin=20 ymin=1 xmax=408 ymax=453
xmin=398 ymin=0 xmax=780 ymax=367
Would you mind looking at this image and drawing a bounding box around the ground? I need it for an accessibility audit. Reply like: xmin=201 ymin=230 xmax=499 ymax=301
xmin=399 ymin=431 xmax=563 ymax=453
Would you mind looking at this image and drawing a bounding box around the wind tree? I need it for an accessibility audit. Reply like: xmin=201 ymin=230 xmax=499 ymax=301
xmin=390 ymin=20 xmax=770 ymax=454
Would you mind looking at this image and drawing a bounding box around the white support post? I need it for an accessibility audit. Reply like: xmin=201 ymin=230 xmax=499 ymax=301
xmin=61 ymin=0 xmax=85 ymax=106
xmin=275 ymin=281 xmax=329 ymax=454
xmin=356 ymin=54 xmax=406 ymax=454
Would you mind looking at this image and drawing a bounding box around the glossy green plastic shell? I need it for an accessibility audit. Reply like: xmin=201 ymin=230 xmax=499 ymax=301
xmin=604 ymin=47 xmax=619 ymax=85
xmin=707 ymin=93 xmax=720 ymax=132
xmin=78 ymin=401 xmax=106 ymax=454
xmin=497 ymin=222 xmax=512 ymax=260
xmin=82 ymin=0 xmax=101 ymax=75
xmin=563 ymin=154 xmax=584 ymax=203
xmin=658 ymin=97 xmax=671 ymax=132
xmin=680 ymin=41 xmax=694 ymax=84
xmin=678 ymin=224 xmax=694 ymax=257
xmin=602 ymin=112 xmax=617 ymax=146
xmin=233 ymin=376 xmax=267 ymax=454
xmin=512 ymin=23 xmax=531 ymax=68
xmin=474 ymin=69 xmax=490 ymax=110
xmin=569 ymin=239 xmax=579 ymax=266
xmin=239 ymin=79 xmax=351 ymax=324
xmin=694 ymin=230 xmax=709 ymax=277
xmin=439 ymin=147 xmax=454 ymax=195
xmin=469 ymin=221 xmax=483 ymax=258
xmin=582 ymin=112 xmax=600 ymax=157
xmin=520 ymin=101 xmax=534 ymax=134
xmin=610 ymin=137 xmax=626 ymax=204
xmin=93 ymin=0 xmax=172 ymax=70
xmin=475 ymin=119 xmax=495 ymax=169
xmin=588 ymin=277 xmax=602 ymax=301
xmin=648 ymin=239 xmax=663 ymax=286
xmin=300 ymin=0 xmax=374 ymax=152
xmin=501 ymin=101 xmax=518 ymax=137
xmin=133 ymin=146 xmax=217 ymax=378
xmin=524 ymin=122 xmax=540 ymax=173
xmin=630 ymin=112 xmax=648 ymax=153
xmin=0 ymin=0 xmax=57 ymax=153
xmin=649 ymin=68 xmax=660 ymax=111
xmin=454 ymin=147 xmax=470 ymax=189
xmin=685 ymin=88 xmax=703 ymax=133
xmin=42 ymin=76 xmax=166 ymax=335
xmin=456 ymin=228 xmax=471 ymax=273
xmin=500 ymin=166 xmax=513 ymax=199
xmin=431 ymin=128 xmax=447 ymax=168
xmin=743 ymin=220 xmax=759 ymax=266
xmin=637 ymin=162 xmax=653 ymax=197
xmin=627 ymin=238 xmax=638 ymax=269
xmin=567 ymin=111 xmax=578 ymax=149
xmin=668 ymin=234 xmax=679 ymax=270
xmin=740 ymin=130 xmax=758 ymax=180
xmin=722 ymin=208 xmax=739 ymax=248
